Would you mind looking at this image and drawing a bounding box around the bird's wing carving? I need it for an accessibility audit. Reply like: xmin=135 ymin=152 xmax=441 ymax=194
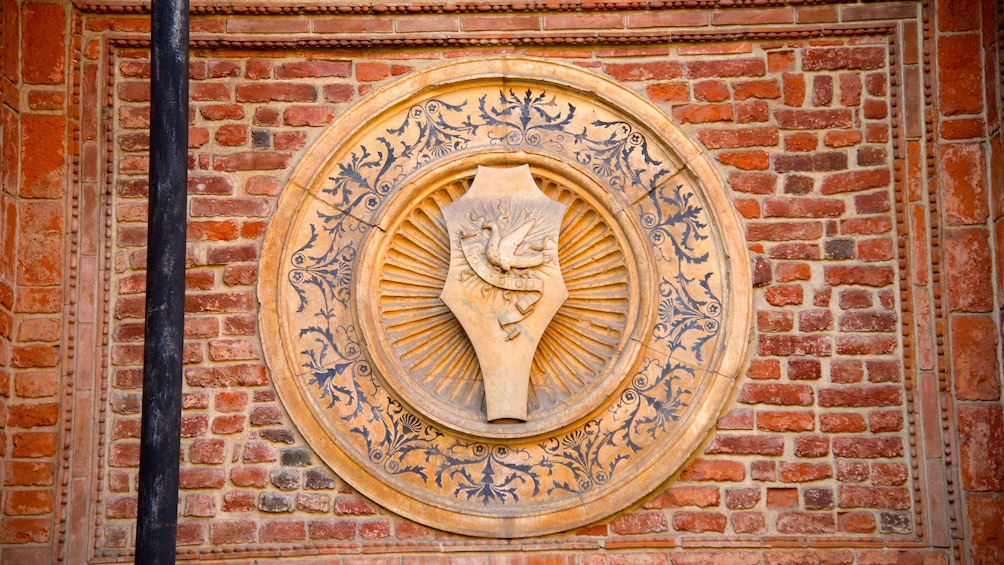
xmin=499 ymin=220 xmax=536 ymax=261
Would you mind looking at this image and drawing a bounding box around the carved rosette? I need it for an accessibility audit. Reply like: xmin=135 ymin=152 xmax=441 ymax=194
xmin=259 ymin=58 xmax=752 ymax=537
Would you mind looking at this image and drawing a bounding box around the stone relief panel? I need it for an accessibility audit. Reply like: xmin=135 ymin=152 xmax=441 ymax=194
xmin=259 ymin=57 xmax=751 ymax=537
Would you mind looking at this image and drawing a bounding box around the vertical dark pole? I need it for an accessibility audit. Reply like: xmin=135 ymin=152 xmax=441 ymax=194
xmin=135 ymin=0 xmax=189 ymax=560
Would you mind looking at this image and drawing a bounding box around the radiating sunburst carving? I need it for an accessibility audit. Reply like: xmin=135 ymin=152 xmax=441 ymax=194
xmin=377 ymin=174 xmax=629 ymax=427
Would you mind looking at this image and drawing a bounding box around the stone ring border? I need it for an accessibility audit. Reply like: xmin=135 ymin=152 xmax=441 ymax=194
xmin=259 ymin=57 xmax=753 ymax=537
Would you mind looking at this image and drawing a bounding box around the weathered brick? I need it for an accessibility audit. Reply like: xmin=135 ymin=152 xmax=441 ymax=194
xmin=685 ymin=59 xmax=766 ymax=78
xmin=698 ymin=127 xmax=779 ymax=149
xmin=838 ymin=486 xmax=911 ymax=510
xmin=758 ymin=411 xmax=814 ymax=432
xmin=673 ymin=511 xmax=726 ymax=533
xmin=610 ymin=511 xmax=669 ymax=535
xmin=957 ymin=405 xmax=1004 ymax=492
xmin=680 ymin=459 xmax=745 ymax=482
xmin=778 ymin=462 xmax=832 ymax=483
xmin=945 ymin=229 xmax=994 ymax=312
xmin=647 ymin=486 xmax=720 ymax=508
xmin=832 ymin=437 xmax=902 ymax=459
xmin=706 ymin=434 xmax=784 ymax=456
xmin=776 ymin=512 xmax=835 ymax=534
xmin=802 ymin=47 xmax=886 ymax=71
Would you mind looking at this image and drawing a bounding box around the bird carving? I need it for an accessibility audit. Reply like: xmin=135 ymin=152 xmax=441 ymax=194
xmin=483 ymin=219 xmax=547 ymax=273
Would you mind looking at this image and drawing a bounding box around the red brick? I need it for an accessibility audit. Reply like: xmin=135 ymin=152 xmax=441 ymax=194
xmin=730 ymin=170 xmax=779 ymax=194
xmin=783 ymin=73 xmax=805 ymax=107
xmin=788 ymin=357 xmax=821 ymax=380
xmin=819 ymin=411 xmax=867 ymax=433
xmin=231 ymin=466 xmax=268 ymax=488
xmin=784 ymin=133 xmax=818 ymax=152
xmin=189 ymin=438 xmax=226 ymax=464
xmin=0 ymin=518 xmax=51 ymax=544
xmin=212 ymin=152 xmax=291 ymax=173
xmin=941 ymin=143 xmax=989 ymax=225
xmin=838 ymin=486 xmax=911 ymax=510
xmin=275 ymin=60 xmax=350 ymax=79
xmin=734 ymin=80 xmax=781 ymax=100
xmin=835 ymin=335 xmax=897 ymax=355
xmin=309 ymin=519 xmax=356 ymax=540
xmin=261 ymin=521 xmax=306 ymax=543
xmin=738 ymin=383 xmax=814 ymax=406
xmin=824 ymin=265 xmax=894 ymax=287
xmin=610 ymin=511 xmax=668 ymax=535
xmin=758 ymin=311 xmax=793 ymax=332
xmin=685 ymin=59 xmax=766 ymax=79
xmin=766 ymin=488 xmax=798 ymax=508
xmin=604 ymin=61 xmax=682 ymax=81
xmin=284 ymin=106 xmax=333 ymax=127
xmin=748 ymin=221 xmax=823 ymax=241
xmin=945 ymin=229 xmax=994 ymax=312
xmin=359 ymin=519 xmax=391 ymax=539
xmin=778 ymin=462 xmax=832 ymax=483
xmin=214 ymin=124 xmax=246 ymax=146
xmin=747 ymin=359 xmax=780 ymax=380
xmin=763 ymin=197 xmax=844 ymax=218
xmin=23 ymin=3 xmax=66 ymax=84
xmin=940 ymin=117 xmax=986 ymax=140
xmin=957 ymin=405 xmax=1004 ymax=492
xmin=795 ymin=435 xmax=830 ymax=457
xmin=186 ymin=364 xmax=265 ymax=387
xmin=222 ymin=491 xmax=256 ymax=513
xmin=243 ymin=441 xmax=276 ymax=463
xmin=717 ymin=150 xmax=770 ymax=170
xmin=680 ymin=459 xmax=745 ymax=482
xmin=966 ymin=493 xmax=1004 ymax=564
xmin=672 ymin=103 xmax=733 ymax=124
xmin=698 ymin=127 xmax=779 ymax=149
xmin=838 ymin=311 xmax=897 ymax=333
xmin=776 ymin=512 xmax=835 ymax=533
xmin=771 ymin=262 xmax=811 ymax=280
xmin=179 ymin=468 xmax=226 ymax=489
xmin=863 ymin=98 xmax=887 ymax=120
xmin=871 ymin=463 xmax=909 ymax=486
xmin=758 ymin=335 xmax=831 ymax=357
xmin=693 ymin=80 xmax=729 ymax=102
xmin=211 ymin=414 xmax=243 ymax=436
xmin=6 ymin=403 xmax=58 ymax=427
xmin=758 ymin=411 xmax=814 ymax=432
xmin=544 ymin=13 xmax=624 ymax=30
xmin=21 ymin=115 xmax=66 ymax=198
xmin=210 ymin=520 xmax=256 ymax=544
xmin=673 ymin=511 xmax=726 ymax=533
xmin=236 ymin=83 xmax=316 ymax=103
xmin=275 ymin=131 xmax=307 ymax=150
xmin=832 ymin=437 xmax=902 ymax=459
xmin=3 ymin=490 xmax=53 ymax=516
xmin=950 ymin=315 xmax=1000 ymax=400
xmin=647 ymin=486 xmax=720 ymax=509
xmin=938 ymin=33 xmax=984 ymax=116
xmin=752 ymin=461 xmax=776 ymax=481
xmin=724 ymin=487 xmax=759 ymax=510
xmin=775 ymin=109 xmax=853 ymax=130
xmin=646 ymin=82 xmax=690 ymax=102
xmin=14 ymin=371 xmax=57 ymax=398
xmin=732 ymin=512 xmax=765 ymax=534
xmin=4 ymin=462 xmax=54 ymax=486
xmin=802 ymin=47 xmax=885 ymax=71
xmin=764 ymin=284 xmax=803 ymax=306
xmin=706 ymin=434 xmax=784 ymax=456
xmin=838 ymin=511 xmax=876 ymax=533
xmin=868 ymin=411 xmax=903 ymax=433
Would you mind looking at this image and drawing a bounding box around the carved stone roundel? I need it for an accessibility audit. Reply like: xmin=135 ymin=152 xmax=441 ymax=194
xmin=259 ymin=58 xmax=752 ymax=538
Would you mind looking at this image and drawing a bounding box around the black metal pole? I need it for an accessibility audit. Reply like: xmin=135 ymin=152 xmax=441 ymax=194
xmin=135 ymin=0 xmax=189 ymax=561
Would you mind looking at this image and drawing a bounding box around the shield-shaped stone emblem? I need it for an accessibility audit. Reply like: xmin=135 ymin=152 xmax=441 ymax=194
xmin=440 ymin=165 xmax=568 ymax=422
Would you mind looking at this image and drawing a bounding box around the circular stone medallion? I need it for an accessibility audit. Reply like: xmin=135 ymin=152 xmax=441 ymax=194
xmin=259 ymin=58 xmax=752 ymax=537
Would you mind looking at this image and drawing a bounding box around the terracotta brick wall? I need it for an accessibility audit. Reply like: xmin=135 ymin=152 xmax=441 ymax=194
xmin=1 ymin=0 xmax=1003 ymax=564
xmin=1 ymin=0 xmax=70 ymax=562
